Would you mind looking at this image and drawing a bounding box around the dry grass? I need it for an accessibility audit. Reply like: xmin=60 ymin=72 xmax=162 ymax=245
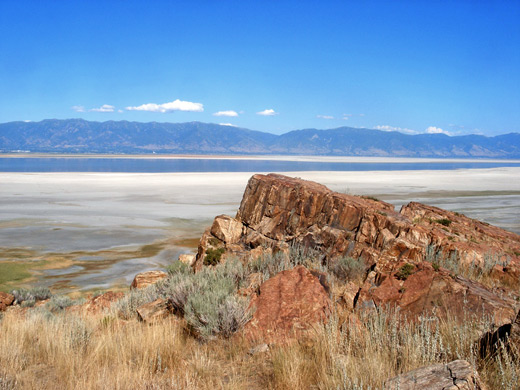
xmin=1 ymin=245 xmax=519 ymax=389
xmin=1 ymin=300 xmax=518 ymax=389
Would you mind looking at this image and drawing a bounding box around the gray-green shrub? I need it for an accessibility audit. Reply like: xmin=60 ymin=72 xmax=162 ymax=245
xmin=159 ymin=258 xmax=251 ymax=340
xmin=112 ymin=285 xmax=161 ymax=320
xmin=330 ymin=256 xmax=365 ymax=282
xmin=10 ymin=286 xmax=52 ymax=305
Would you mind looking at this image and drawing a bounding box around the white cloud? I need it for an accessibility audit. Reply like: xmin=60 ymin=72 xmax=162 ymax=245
xmin=71 ymin=105 xmax=85 ymax=113
xmin=375 ymin=125 xmax=418 ymax=135
xmin=317 ymin=115 xmax=334 ymax=119
xmin=118 ymin=109 xmax=123 ymax=113
xmin=425 ymin=126 xmax=450 ymax=135
xmin=126 ymin=99 xmax=204 ymax=113
xmin=90 ymin=104 xmax=115 ymax=113
xmin=213 ymin=110 xmax=238 ymax=117
xmin=359 ymin=113 xmax=365 ymax=117
xmin=219 ymin=123 xmax=237 ymax=127
xmin=257 ymin=109 xmax=278 ymax=116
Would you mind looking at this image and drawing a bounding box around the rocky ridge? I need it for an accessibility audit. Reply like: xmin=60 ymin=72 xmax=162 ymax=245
xmin=193 ymin=173 xmax=520 ymax=337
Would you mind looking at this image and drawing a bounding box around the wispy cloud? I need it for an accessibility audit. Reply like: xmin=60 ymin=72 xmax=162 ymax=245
xmin=317 ymin=115 xmax=334 ymax=119
xmin=213 ymin=110 xmax=238 ymax=117
xmin=342 ymin=114 xmax=353 ymax=120
xmin=257 ymin=109 xmax=278 ymax=116
xmin=425 ymin=126 xmax=451 ymax=135
xmin=90 ymin=104 xmax=115 ymax=113
xmin=375 ymin=125 xmax=418 ymax=134
xmin=219 ymin=123 xmax=237 ymax=127
xmin=71 ymin=105 xmax=85 ymax=113
xmin=126 ymin=99 xmax=203 ymax=113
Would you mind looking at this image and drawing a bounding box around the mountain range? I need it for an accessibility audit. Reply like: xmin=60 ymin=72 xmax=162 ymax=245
xmin=1 ymin=119 xmax=519 ymax=158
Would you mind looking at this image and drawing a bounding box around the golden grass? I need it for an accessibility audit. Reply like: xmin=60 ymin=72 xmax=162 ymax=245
xmin=1 ymin=301 xmax=518 ymax=390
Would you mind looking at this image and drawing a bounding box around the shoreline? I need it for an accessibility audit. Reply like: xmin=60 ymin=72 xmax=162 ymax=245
xmin=1 ymin=153 xmax=520 ymax=164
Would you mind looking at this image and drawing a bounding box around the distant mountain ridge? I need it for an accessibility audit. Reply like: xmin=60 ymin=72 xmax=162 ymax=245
xmin=1 ymin=119 xmax=519 ymax=158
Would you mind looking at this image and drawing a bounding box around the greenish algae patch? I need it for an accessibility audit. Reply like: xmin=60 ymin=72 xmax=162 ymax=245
xmin=0 ymin=262 xmax=34 ymax=292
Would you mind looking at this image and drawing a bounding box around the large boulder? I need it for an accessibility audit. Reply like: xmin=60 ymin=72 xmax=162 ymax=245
xmin=0 ymin=292 xmax=14 ymax=311
xmin=385 ymin=360 xmax=486 ymax=390
xmin=130 ymin=270 xmax=167 ymax=289
xmin=244 ymin=266 xmax=331 ymax=343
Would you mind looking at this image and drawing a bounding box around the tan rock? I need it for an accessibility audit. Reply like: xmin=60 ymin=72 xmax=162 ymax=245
xmin=178 ymin=254 xmax=196 ymax=266
xmin=244 ymin=265 xmax=331 ymax=343
xmin=385 ymin=360 xmax=486 ymax=390
xmin=130 ymin=270 xmax=167 ymax=289
xmin=0 ymin=292 xmax=14 ymax=311
xmin=341 ymin=282 xmax=360 ymax=311
xmin=137 ymin=298 xmax=171 ymax=323
xmin=210 ymin=215 xmax=244 ymax=244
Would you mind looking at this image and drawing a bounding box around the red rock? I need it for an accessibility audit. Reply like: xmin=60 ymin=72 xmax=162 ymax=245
xmin=357 ymin=262 xmax=518 ymax=334
xmin=84 ymin=291 xmax=124 ymax=314
xmin=130 ymin=270 xmax=167 ymax=289
xmin=0 ymin=292 xmax=14 ymax=311
xmin=192 ymin=174 xmax=520 ymax=283
xmin=244 ymin=266 xmax=331 ymax=343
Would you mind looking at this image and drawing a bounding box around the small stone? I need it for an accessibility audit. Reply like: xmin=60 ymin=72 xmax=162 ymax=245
xmin=130 ymin=270 xmax=167 ymax=289
xmin=248 ymin=343 xmax=269 ymax=355
xmin=137 ymin=298 xmax=171 ymax=323
xmin=0 ymin=292 xmax=14 ymax=311
xmin=178 ymin=254 xmax=196 ymax=266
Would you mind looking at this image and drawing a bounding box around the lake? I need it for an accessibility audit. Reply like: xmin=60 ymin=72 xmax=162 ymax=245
xmin=1 ymin=156 xmax=520 ymax=172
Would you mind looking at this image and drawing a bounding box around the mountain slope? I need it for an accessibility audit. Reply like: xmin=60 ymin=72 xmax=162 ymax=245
xmin=1 ymin=119 xmax=519 ymax=158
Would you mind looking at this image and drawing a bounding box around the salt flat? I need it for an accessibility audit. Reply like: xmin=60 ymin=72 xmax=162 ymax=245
xmin=1 ymin=167 xmax=519 ymax=292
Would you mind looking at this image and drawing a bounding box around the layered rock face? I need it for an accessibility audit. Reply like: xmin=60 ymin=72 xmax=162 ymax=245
xmin=193 ymin=173 xmax=520 ymax=276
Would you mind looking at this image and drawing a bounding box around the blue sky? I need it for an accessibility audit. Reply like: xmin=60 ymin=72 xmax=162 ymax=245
xmin=1 ymin=1 xmax=519 ymax=136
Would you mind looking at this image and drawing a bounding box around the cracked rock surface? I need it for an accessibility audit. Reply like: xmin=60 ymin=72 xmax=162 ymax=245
xmin=385 ymin=360 xmax=486 ymax=390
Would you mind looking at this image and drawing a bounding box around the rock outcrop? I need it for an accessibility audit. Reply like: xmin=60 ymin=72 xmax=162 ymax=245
xmin=193 ymin=174 xmax=520 ymax=280
xmin=357 ymin=262 xmax=519 ymax=333
xmin=385 ymin=360 xmax=486 ymax=390
xmin=194 ymin=173 xmax=520 ymax=339
xmin=130 ymin=270 xmax=168 ymax=289
xmin=244 ymin=265 xmax=331 ymax=343
xmin=0 ymin=292 xmax=14 ymax=311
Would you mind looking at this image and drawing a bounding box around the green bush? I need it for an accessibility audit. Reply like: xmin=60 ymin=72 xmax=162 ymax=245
xmin=434 ymin=218 xmax=452 ymax=227
xmin=204 ymin=247 xmax=226 ymax=266
xmin=395 ymin=263 xmax=415 ymax=280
